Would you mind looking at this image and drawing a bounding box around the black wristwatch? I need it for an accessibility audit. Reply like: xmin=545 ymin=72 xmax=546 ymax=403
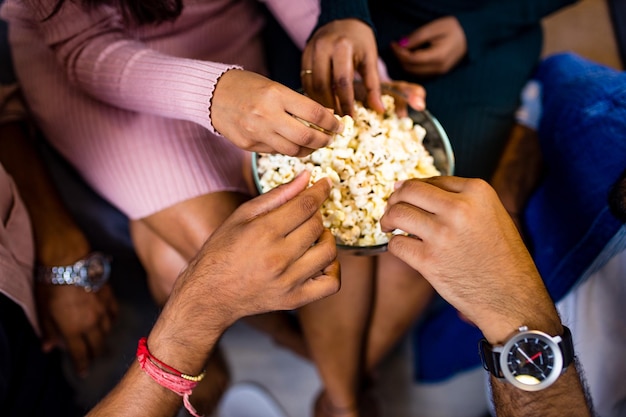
xmin=37 ymin=252 xmax=112 ymax=292
xmin=479 ymin=325 xmax=574 ymax=391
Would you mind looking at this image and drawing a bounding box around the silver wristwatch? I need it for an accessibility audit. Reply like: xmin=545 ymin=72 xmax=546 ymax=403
xmin=37 ymin=252 xmax=112 ymax=292
xmin=479 ymin=325 xmax=574 ymax=391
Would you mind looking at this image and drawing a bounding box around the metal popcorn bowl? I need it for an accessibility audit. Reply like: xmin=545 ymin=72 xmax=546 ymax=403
xmin=252 ymin=109 xmax=455 ymax=256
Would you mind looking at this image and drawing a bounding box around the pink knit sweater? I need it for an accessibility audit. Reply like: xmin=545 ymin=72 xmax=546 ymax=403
xmin=1 ymin=0 xmax=319 ymax=219
xmin=0 ymin=165 xmax=39 ymax=335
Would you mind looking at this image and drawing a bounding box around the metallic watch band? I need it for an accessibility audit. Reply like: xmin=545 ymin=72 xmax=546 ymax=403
xmin=36 ymin=252 xmax=111 ymax=292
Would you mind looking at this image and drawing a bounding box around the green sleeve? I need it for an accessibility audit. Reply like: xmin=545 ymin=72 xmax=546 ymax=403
xmin=456 ymin=0 xmax=579 ymax=62
xmin=315 ymin=0 xmax=374 ymax=33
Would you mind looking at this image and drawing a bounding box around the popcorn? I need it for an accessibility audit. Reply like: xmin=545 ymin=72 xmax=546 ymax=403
xmin=256 ymin=96 xmax=441 ymax=247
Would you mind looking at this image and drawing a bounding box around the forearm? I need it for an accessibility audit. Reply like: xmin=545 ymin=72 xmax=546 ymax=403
xmin=490 ymin=123 xmax=543 ymax=217
xmin=65 ymin=37 xmax=235 ymax=133
xmin=88 ymin=279 xmax=227 ymax=417
xmin=87 ymin=363 xmax=182 ymax=417
xmin=3 ymin=0 xmax=236 ymax=134
xmin=0 ymin=122 xmax=89 ymax=265
xmin=490 ymin=360 xmax=593 ymax=417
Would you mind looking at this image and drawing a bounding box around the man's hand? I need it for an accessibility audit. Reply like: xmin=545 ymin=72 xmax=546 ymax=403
xmin=380 ymin=177 xmax=561 ymax=344
xmin=302 ymin=19 xmax=384 ymax=116
xmin=174 ymin=171 xmax=340 ymax=330
xmin=211 ymin=70 xmax=343 ymax=158
xmin=37 ymin=283 xmax=118 ymax=376
xmin=147 ymin=172 xmax=340 ymax=371
xmin=391 ymin=16 xmax=467 ymax=77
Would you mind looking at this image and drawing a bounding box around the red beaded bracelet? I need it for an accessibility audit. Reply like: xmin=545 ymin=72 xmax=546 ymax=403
xmin=136 ymin=337 xmax=206 ymax=417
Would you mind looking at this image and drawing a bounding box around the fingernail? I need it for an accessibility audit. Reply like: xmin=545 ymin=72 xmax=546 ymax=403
xmin=413 ymin=97 xmax=426 ymax=110
xmin=398 ymin=37 xmax=409 ymax=48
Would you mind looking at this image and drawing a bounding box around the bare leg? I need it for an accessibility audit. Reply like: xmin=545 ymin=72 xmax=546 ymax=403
xmin=298 ymin=252 xmax=375 ymax=417
xmin=244 ymin=312 xmax=310 ymax=359
xmin=129 ymin=220 xmax=187 ymax=305
xmin=365 ymin=251 xmax=434 ymax=374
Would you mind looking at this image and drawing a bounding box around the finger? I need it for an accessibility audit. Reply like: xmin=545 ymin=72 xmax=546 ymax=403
xmin=282 ymin=230 xmax=340 ymax=307
xmin=391 ymin=42 xmax=441 ymax=68
xmin=397 ymin=82 xmax=427 ymax=111
xmin=84 ymin=325 xmax=106 ymax=358
xmin=66 ymin=335 xmax=90 ymax=376
xmin=285 ymin=228 xmax=338 ymax=285
xmin=283 ymin=210 xmax=326 ymax=255
xmin=99 ymin=305 xmax=114 ymax=335
xmin=260 ymin=124 xmax=316 ymax=157
xmin=360 ymin=57 xmax=385 ymax=114
xmin=380 ymin=82 xmax=426 ymax=115
xmin=401 ymin=22 xmax=443 ymax=49
xmin=240 ymin=171 xmax=313 ymax=220
xmin=268 ymin=177 xmax=331 ymax=235
xmin=329 ymin=40 xmax=357 ymax=116
xmin=380 ymin=200 xmax=436 ymax=239
xmin=101 ymin=287 xmax=119 ymax=320
xmin=386 ymin=177 xmax=465 ymax=212
xmin=296 ymin=259 xmax=342 ymax=307
xmin=278 ymin=112 xmax=339 ymax=152
xmin=302 ymin=44 xmax=336 ymax=110
xmin=288 ymin=98 xmax=343 ymax=135
xmin=386 ymin=233 xmax=426 ymax=273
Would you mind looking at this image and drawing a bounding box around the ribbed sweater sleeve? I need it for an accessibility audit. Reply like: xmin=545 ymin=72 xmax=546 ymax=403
xmin=456 ymin=0 xmax=579 ymax=62
xmin=314 ymin=0 xmax=374 ymax=34
xmin=2 ymin=0 xmax=238 ymax=134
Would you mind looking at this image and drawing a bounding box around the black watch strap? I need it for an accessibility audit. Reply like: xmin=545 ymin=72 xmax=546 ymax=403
xmin=558 ymin=325 xmax=575 ymax=368
xmin=479 ymin=337 xmax=503 ymax=377
xmin=479 ymin=325 xmax=574 ymax=378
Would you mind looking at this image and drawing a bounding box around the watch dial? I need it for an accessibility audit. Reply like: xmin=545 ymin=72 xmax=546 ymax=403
xmin=506 ymin=337 xmax=555 ymax=385
xmin=84 ymin=254 xmax=111 ymax=291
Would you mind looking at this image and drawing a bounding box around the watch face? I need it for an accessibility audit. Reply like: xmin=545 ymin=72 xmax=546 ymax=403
xmin=79 ymin=253 xmax=111 ymax=292
xmin=500 ymin=330 xmax=563 ymax=391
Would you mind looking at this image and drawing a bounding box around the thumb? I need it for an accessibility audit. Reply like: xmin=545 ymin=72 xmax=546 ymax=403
xmin=244 ymin=170 xmax=312 ymax=219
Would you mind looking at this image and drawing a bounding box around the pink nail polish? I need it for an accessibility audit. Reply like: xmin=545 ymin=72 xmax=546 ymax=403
xmin=398 ymin=37 xmax=409 ymax=48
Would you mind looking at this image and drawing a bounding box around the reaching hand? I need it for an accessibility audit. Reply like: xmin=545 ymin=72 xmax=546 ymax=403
xmin=36 ymin=283 xmax=118 ymax=376
xmin=211 ymin=70 xmax=343 ymax=157
xmin=391 ymin=16 xmax=467 ymax=76
xmin=380 ymin=81 xmax=426 ymax=117
xmin=380 ymin=177 xmax=560 ymax=343
xmin=302 ymin=19 xmax=384 ymax=116
xmin=170 ymin=171 xmax=341 ymax=332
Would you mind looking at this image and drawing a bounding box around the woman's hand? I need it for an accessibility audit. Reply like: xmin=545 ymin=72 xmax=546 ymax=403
xmin=211 ymin=70 xmax=343 ymax=157
xmin=373 ymin=81 xmax=426 ymax=117
xmin=301 ymin=19 xmax=384 ymax=116
xmin=391 ymin=16 xmax=467 ymax=76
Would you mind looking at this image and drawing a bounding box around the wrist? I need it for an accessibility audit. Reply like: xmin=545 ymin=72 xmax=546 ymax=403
xmin=146 ymin=321 xmax=220 ymax=377
xmin=148 ymin=291 xmax=229 ymax=374
xmin=37 ymin=228 xmax=91 ymax=266
xmin=480 ymin=311 xmax=563 ymax=346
